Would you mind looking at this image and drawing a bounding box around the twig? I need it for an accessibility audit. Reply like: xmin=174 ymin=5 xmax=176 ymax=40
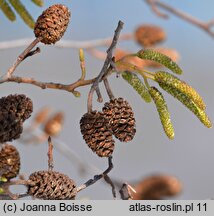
xmin=24 ymin=47 xmax=41 ymax=60
xmin=104 ymin=78 xmax=115 ymax=100
xmin=146 ymin=0 xmax=168 ymax=19
xmin=145 ymin=0 xmax=214 ymax=38
xmin=7 ymin=38 xmax=41 ymax=77
xmin=104 ymin=175 xmax=116 ymax=199
xmin=0 ymin=180 xmax=30 ymax=200
xmin=87 ymin=20 xmax=124 ymax=112
xmin=1 ymin=75 xmax=95 ymax=96
xmin=95 ymin=87 xmax=103 ymax=103
xmin=20 ymin=126 xmax=101 ymax=175
xmin=79 ymin=49 xmax=86 ymax=80
xmin=0 ymin=33 xmax=133 ymax=50
xmin=76 ymin=156 xmax=113 ymax=193
xmin=119 ymin=183 xmax=136 ymax=200
xmin=47 ymin=136 xmax=54 ymax=171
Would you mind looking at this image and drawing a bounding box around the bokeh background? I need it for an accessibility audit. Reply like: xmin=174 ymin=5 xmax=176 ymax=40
xmin=0 ymin=0 xmax=214 ymax=199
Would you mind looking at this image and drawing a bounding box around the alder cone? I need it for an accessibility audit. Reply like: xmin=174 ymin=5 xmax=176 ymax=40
xmin=134 ymin=25 xmax=166 ymax=47
xmin=0 ymin=94 xmax=33 ymax=122
xmin=0 ymin=112 xmax=23 ymax=143
xmin=132 ymin=175 xmax=182 ymax=200
xmin=0 ymin=144 xmax=20 ymax=179
xmin=43 ymin=112 xmax=64 ymax=136
xmin=102 ymin=98 xmax=136 ymax=142
xmin=28 ymin=171 xmax=77 ymax=200
xmin=80 ymin=111 xmax=115 ymax=157
xmin=34 ymin=4 xmax=71 ymax=44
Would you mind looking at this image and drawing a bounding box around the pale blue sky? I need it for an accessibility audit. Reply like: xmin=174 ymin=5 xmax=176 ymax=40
xmin=0 ymin=1 xmax=214 ymax=199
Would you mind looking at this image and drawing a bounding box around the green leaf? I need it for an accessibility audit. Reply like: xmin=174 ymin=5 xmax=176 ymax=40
xmin=159 ymin=83 xmax=212 ymax=128
xmin=137 ymin=49 xmax=183 ymax=75
xmin=0 ymin=0 xmax=16 ymax=21
xmin=8 ymin=0 xmax=35 ymax=28
xmin=31 ymin=0 xmax=43 ymax=7
xmin=122 ymin=71 xmax=152 ymax=103
xmin=149 ymin=86 xmax=174 ymax=139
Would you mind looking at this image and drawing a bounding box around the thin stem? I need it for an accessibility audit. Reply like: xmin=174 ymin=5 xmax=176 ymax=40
xmin=1 ymin=75 xmax=95 ymax=95
xmin=7 ymin=38 xmax=41 ymax=76
xmin=104 ymin=78 xmax=115 ymax=100
xmin=104 ymin=175 xmax=116 ymax=199
xmin=142 ymin=69 xmax=156 ymax=76
xmin=87 ymin=21 xmax=124 ymax=113
xmin=47 ymin=136 xmax=54 ymax=171
xmin=79 ymin=48 xmax=86 ymax=80
xmin=96 ymin=87 xmax=103 ymax=103
xmin=76 ymin=156 xmax=113 ymax=193
xmin=145 ymin=0 xmax=214 ymax=38
xmin=119 ymin=183 xmax=136 ymax=200
xmin=115 ymin=60 xmax=155 ymax=81
xmin=0 ymin=33 xmax=133 ymax=50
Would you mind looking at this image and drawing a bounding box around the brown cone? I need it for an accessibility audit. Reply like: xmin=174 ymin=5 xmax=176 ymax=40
xmin=134 ymin=25 xmax=166 ymax=47
xmin=43 ymin=112 xmax=64 ymax=136
xmin=34 ymin=4 xmax=71 ymax=44
xmin=132 ymin=175 xmax=182 ymax=200
xmin=80 ymin=111 xmax=115 ymax=157
xmin=0 ymin=94 xmax=33 ymax=122
xmin=28 ymin=171 xmax=77 ymax=200
xmin=0 ymin=144 xmax=20 ymax=179
xmin=102 ymin=98 xmax=136 ymax=142
xmin=0 ymin=112 xmax=23 ymax=143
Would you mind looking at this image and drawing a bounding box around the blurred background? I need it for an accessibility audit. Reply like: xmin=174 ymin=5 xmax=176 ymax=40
xmin=0 ymin=0 xmax=214 ymax=199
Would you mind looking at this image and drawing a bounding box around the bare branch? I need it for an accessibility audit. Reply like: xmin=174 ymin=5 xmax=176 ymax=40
xmin=7 ymin=38 xmax=41 ymax=77
xmin=104 ymin=175 xmax=116 ymax=199
xmin=0 ymin=75 xmax=95 ymax=96
xmin=145 ymin=0 xmax=214 ymax=38
xmin=87 ymin=20 xmax=124 ymax=112
xmin=0 ymin=33 xmax=133 ymax=50
xmin=0 ymin=180 xmax=30 ymax=200
xmin=76 ymin=156 xmax=113 ymax=193
xmin=119 ymin=183 xmax=136 ymax=200
xmin=47 ymin=137 xmax=54 ymax=171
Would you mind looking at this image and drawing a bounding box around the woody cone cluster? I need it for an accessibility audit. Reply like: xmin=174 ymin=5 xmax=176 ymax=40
xmin=80 ymin=98 xmax=136 ymax=157
xmin=34 ymin=4 xmax=70 ymax=44
xmin=80 ymin=111 xmax=115 ymax=157
xmin=0 ymin=94 xmax=33 ymax=143
xmin=28 ymin=171 xmax=77 ymax=200
xmin=0 ymin=144 xmax=20 ymax=179
xmin=103 ymin=98 xmax=136 ymax=142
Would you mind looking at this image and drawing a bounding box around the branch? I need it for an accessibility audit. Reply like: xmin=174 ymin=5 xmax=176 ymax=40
xmin=0 ymin=180 xmax=30 ymax=200
xmin=119 ymin=183 xmax=136 ymax=200
xmin=145 ymin=0 xmax=214 ymax=38
xmin=104 ymin=175 xmax=116 ymax=199
xmin=0 ymin=74 xmax=95 ymax=96
xmin=0 ymin=33 xmax=133 ymax=50
xmin=47 ymin=136 xmax=54 ymax=171
xmin=87 ymin=20 xmax=124 ymax=112
xmin=76 ymin=156 xmax=114 ymax=193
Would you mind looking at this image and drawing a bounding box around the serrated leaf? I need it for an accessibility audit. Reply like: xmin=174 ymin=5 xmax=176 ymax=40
xmin=149 ymin=86 xmax=174 ymax=139
xmin=122 ymin=71 xmax=152 ymax=103
xmin=31 ymin=0 xmax=43 ymax=7
xmin=0 ymin=0 xmax=16 ymax=21
xmin=159 ymin=83 xmax=212 ymax=128
xmin=9 ymin=0 xmax=35 ymax=28
xmin=154 ymin=71 xmax=206 ymax=110
xmin=137 ymin=49 xmax=183 ymax=75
